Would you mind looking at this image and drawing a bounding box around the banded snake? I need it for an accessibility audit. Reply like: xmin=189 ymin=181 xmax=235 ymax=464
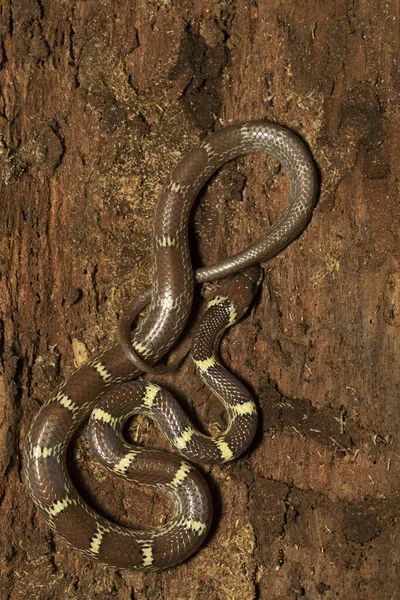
xmin=24 ymin=121 xmax=317 ymax=570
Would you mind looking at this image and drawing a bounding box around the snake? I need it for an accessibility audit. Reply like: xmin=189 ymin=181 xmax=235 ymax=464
xmin=24 ymin=121 xmax=317 ymax=570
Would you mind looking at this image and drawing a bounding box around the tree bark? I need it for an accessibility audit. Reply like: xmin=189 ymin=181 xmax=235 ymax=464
xmin=1 ymin=1 xmax=399 ymax=599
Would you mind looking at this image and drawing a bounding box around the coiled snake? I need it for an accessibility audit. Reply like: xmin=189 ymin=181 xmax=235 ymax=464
xmin=24 ymin=121 xmax=317 ymax=570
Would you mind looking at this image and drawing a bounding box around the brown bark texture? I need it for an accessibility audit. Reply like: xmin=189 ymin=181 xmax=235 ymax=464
xmin=1 ymin=0 xmax=399 ymax=598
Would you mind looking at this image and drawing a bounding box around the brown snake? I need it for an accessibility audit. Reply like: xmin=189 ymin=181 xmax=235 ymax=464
xmin=24 ymin=121 xmax=317 ymax=570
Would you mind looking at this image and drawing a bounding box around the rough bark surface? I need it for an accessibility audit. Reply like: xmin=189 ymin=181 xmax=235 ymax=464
xmin=1 ymin=1 xmax=399 ymax=599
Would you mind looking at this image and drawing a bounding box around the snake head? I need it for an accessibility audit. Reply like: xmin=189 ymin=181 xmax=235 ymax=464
xmin=219 ymin=264 xmax=263 ymax=321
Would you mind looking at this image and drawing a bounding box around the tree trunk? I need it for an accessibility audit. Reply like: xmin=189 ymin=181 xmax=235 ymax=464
xmin=1 ymin=1 xmax=399 ymax=599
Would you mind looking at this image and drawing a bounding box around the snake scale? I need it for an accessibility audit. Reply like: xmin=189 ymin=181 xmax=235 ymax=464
xmin=24 ymin=121 xmax=317 ymax=570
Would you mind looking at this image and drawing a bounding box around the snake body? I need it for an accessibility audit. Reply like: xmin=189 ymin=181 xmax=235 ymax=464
xmin=24 ymin=121 xmax=317 ymax=570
